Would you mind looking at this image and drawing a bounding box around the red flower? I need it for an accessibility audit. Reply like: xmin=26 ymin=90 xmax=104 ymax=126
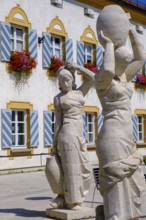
xmin=84 ymin=62 xmax=98 ymax=73
xmin=8 ymin=50 xmax=36 ymax=73
xmin=49 ymin=56 xmax=64 ymax=73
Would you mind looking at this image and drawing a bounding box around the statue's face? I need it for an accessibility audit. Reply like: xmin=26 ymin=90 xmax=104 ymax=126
xmin=58 ymin=74 xmax=73 ymax=92
xmin=97 ymin=5 xmax=130 ymax=48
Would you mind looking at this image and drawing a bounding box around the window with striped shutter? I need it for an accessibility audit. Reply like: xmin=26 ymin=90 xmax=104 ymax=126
xmin=77 ymin=41 xmax=84 ymax=66
xmin=28 ymin=29 xmax=38 ymax=63
xmin=30 ymin=111 xmax=39 ymax=147
xmin=96 ymin=45 xmax=103 ymax=69
xmin=1 ymin=108 xmax=39 ymax=149
xmin=132 ymin=114 xmax=138 ymax=142
xmin=0 ymin=22 xmax=38 ymax=63
xmin=98 ymin=113 xmax=104 ymax=134
xmin=65 ymin=38 xmax=73 ymax=61
xmin=42 ymin=34 xmax=73 ymax=68
xmin=1 ymin=109 xmax=12 ymax=148
xmin=42 ymin=33 xmax=52 ymax=68
xmin=0 ymin=22 xmax=11 ymax=62
xmin=44 ymin=111 xmax=53 ymax=146
xmin=77 ymin=41 xmax=103 ymax=70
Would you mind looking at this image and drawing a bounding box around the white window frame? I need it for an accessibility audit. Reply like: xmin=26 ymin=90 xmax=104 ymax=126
xmin=137 ymin=115 xmax=144 ymax=143
xmin=12 ymin=110 xmax=27 ymax=148
xmin=86 ymin=112 xmax=95 ymax=144
xmin=51 ymin=35 xmax=62 ymax=58
xmin=84 ymin=43 xmax=93 ymax=63
xmin=11 ymin=25 xmax=25 ymax=51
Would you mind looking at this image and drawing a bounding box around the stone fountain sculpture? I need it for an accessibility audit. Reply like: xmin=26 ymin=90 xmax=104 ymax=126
xmin=95 ymin=5 xmax=146 ymax=220
xmin=45 ymin=62 xmax=96 ymax=219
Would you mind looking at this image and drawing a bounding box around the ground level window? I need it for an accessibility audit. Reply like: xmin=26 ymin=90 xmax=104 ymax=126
xmin=86 ymin=112 xmax=95 ymax=143
xmin=12 ymin=110 xmax=27 ymax=147
xmin=137 ymin=115 xmax=144 ymax=142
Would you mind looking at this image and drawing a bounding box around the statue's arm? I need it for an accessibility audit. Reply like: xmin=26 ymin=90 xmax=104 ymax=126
xmin=125 ymin=25 xmax=146 ymax=82
xmin=65 ymin=61 xmax=94 ymax=96
xmin=53 ymin=96 xmax=63 ymax=154
xmin=95 ymin=31 xmax=115 ymax=90
xmin=76 ymin=66 xmax=94 ymax=96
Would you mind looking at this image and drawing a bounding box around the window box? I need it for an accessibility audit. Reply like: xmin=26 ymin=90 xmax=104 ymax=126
xmin=7 ymin=50 xmax=36 ymax=85
xmin=81 ymin=62 xmax=98 ymax=81
xmin=8 ymin=50 xmax=36 ymax=74
xmin=134 ymin=74 xmax=146 ymax=90
xmin=48 ymin=56 xmax=64 ymax=78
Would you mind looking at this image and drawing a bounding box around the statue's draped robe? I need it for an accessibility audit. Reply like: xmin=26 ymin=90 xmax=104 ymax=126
xmin=96 ymin=78 xmax=146 ymax=220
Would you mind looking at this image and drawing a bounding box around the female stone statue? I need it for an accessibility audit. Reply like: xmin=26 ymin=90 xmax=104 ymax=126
xmin=95 ymin=5 xmax=146 ymax=220
xmin=45 ymin=61 xmax=94 ymax=210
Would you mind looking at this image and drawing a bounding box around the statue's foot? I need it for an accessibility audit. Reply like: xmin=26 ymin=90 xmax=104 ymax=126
xmin=67 ymin=203 xmax=83 ymax=211
xmin=50 ymin=195 xmax=66 ymax=209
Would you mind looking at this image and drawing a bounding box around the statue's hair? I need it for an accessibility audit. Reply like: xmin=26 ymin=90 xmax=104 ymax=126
xmin=57 ymin=66 xmax=77 ymax=90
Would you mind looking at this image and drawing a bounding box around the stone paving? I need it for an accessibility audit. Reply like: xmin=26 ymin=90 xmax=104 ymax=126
xmin=0 ymin=170 xmax=102 ymax=220
xmin=0 ymin=169 xmax=146 ymax=220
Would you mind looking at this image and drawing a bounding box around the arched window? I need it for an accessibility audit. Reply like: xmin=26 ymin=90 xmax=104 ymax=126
xmin=77 ymin=26 xmax=103 ymax=70
xmin=42 ymin=16 xmax=73 ymax=74
xmin=0 ymin=4 xmax=37 ymax=62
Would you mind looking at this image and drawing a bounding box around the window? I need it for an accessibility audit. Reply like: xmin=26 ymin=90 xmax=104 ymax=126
xmin=84 ymin=43 xmax=93 ymax=63
xmin=86 ymin=112 xmax=95 ymax=143
xmin=78 ymin=27 xmax=103 ymax=70
xmin=137 ymin=115 xmax=144 ymax=142
xmin=51 ymin=35 xmax=62 ymax=58
xmin=12 ymin=110 xmax=27 ymax=147
xmin=11 ymin=26 xmax=25 ymax=51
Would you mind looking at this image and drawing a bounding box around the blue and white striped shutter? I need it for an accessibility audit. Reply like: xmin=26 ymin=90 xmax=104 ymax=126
xmin=65 ymin=38 xmax=73 ymax=61
xmin=132 ymin=114 xmax=138 ymax=142
xmin=44 ymin=111 xmax=53 ymax=146
xmin=28 ymin=29 xmax=38 ymax=63
xmin=96 ymin=46 xmax=103 ymax=69
xmin=1 ymin=109 xmax=12 ymax=148
xmin=0 ymin=22 xmax=11 ymax=62
xmin=98 ymin=113 xmax=104 ymax=134
xmin=30 ymin=111 xmax=39 ymax=147
xmin=82 ymin=112 xmax=87 ymax=140
xmin=77 ymin=41 xmax=84 ymax=66
xmin=42 ymin=33 xmax=52 ymax=68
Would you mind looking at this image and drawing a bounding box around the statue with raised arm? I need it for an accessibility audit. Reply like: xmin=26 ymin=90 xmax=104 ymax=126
xmin=95 ymin=5 xmax=146 ymax=220
xmin=45 ymin=61 xmax=94 ymax=211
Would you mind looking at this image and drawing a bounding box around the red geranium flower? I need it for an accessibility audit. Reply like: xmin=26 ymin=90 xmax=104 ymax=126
xmin=8 ymin=50 xmax=36 ymax=73
xmin=49 ymin=56 xmax=64 ymax=73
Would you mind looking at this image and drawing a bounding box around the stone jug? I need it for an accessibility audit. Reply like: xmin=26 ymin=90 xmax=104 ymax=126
xmin=45 ymin=154 xmax=63 ymax=195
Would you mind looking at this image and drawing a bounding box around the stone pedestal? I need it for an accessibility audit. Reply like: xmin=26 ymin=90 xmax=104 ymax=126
xmin=46 ymin=207 xmax=95 ymax=220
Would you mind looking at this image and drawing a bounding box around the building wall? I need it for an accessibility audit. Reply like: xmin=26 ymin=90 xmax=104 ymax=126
xmin=0 ymin=0 xmax=146 ymax=171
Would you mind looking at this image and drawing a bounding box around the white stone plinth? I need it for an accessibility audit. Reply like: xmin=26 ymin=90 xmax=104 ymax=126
xmin=46 ymin=207 xmax=95 ymax=220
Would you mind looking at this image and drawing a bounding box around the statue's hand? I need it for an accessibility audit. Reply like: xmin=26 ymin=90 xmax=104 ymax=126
xmin=129 ymin=23 xmax=136 ymax=34
xmin=103 ymin=163 xmax=130 ymax=179
xmin=65 ymin=60 xmax=79 ymax=72
xmin=99 ymin=31 xmax=112 ymax=44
